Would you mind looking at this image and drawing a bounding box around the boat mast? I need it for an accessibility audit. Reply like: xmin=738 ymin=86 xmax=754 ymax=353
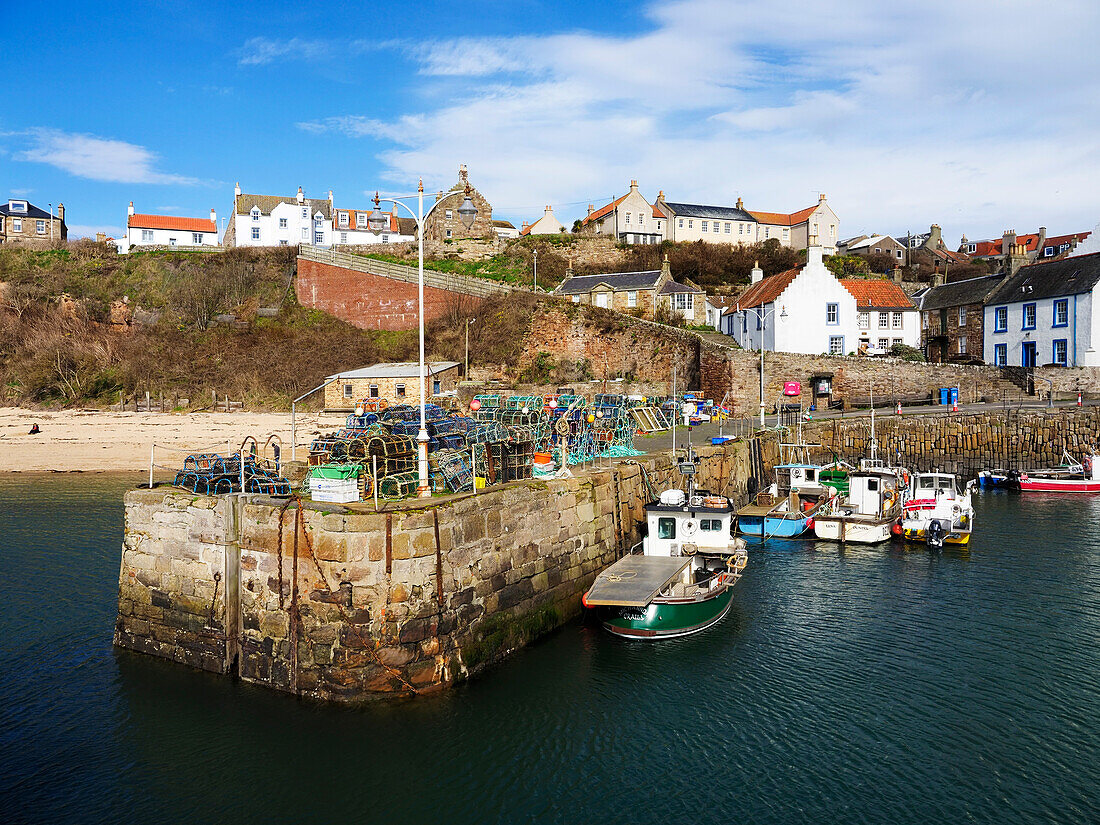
xmin=870 ymin=382 xmax=877 ymax=462
xmin=671 ymin=362 xmax=677 ymax=457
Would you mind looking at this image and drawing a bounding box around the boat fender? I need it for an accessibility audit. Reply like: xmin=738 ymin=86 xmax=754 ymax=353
xmin=902 ymin=470 xmax=910 ymax=485
xmin=883 ymin=491 xmax=898 ymax=509
xmin=805 ymin=517 xmax=814 ymax=530
xmin=891 ymin=522 xmax=903 ymax=536
xmin=952 ymin=504 xmax=961 ymax=515
xmin=682 ymin=520 xmax=698 ymax=537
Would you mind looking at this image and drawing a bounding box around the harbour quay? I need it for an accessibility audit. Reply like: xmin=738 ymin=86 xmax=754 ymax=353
xmin=114 ymin=442 xmax=752 ymax=701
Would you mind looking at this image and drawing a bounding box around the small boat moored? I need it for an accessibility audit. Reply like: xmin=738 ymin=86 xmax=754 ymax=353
xmin=901 ymin=471 xmax=975 ymax=548
xmin=813 ymin=468 xmax=904 ymax=544
xmin=1019 ymin=452 xmax=1100 ymax=493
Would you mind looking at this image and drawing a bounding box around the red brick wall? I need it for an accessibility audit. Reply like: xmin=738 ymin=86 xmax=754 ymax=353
xmin=296 ymin=258 xmax=481 ymax=331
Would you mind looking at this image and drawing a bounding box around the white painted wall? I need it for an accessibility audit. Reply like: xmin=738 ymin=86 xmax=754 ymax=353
xmin=126 ymin=225 xmax=218 ymax=249
xmin=234 ymin=201 xmax=329 ymax=247
xmin=984 ymin=291 xmax=1098 ymax=367
xmin=855 ymin=308 xmax=921 ymax=354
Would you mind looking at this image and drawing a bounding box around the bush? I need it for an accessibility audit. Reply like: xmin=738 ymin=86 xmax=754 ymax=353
xmin=890 ymin=343 xmax=926 ymax=362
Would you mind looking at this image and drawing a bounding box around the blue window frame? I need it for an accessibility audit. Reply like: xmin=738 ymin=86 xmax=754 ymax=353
xmin=828 ymin=335 xmax=844 ymax=355
xmin=826 ymin=303 xmax=839 ymax=325
xmin=994 ymin=343 xmax=1007 ymax=366
xmin=1053 ymin=339 xmax=1068 ymax=366
xmin=1053 ymin=299 xmax=1068 ymax=327
xmin=1022 ymin=303 xmax=1036 ymax=330
xmin=994 ymin=306 xmax=1008 ymax=332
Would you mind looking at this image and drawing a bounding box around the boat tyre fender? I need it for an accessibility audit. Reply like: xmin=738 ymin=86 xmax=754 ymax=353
xmin=682 ymin=519 xmax=698 ymax=537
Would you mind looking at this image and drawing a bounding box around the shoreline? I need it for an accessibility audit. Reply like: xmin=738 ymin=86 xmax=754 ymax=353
xmin=0 ymin=407 xmax=346 ymax=473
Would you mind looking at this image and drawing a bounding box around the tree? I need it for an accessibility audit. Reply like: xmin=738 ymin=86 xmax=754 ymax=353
xmin=824 ymin=254 xmax=870 ymax=277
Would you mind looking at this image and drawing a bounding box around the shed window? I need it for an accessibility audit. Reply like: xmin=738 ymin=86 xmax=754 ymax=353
xmin=369 ymin=384 xmax=379 ymax=398
xmin=343 ymin=384 xmax=354 ymax=398
xmin=657 ymin=518 xmax=676 ymax=539
xmin=395 ymin=383 xmax=406 ymax=398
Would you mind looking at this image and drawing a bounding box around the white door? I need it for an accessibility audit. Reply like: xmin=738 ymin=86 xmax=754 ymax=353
xmin=595 ymin=293 xmax=609 ymax=308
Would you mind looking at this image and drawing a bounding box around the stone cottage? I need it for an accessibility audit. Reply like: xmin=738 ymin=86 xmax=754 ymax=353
xmin=324 ymin=362 xmax=461 ymax=411
xmin=553 ymin=256 xmax=704 ymax=323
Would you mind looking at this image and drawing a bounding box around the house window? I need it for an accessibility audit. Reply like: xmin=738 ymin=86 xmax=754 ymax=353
xmin=678 ymin=219 xmax=683 ymax=228
xmin=764 ymin=227 xmax=770 ymax=238
xmin=830 ymin=225 xmax=836 ymax=238
xmin=724 ymin=222 xmax=731 ymax=234
xmin=445 ymin=229 xmax=452 ymax=239
xmin=638 ymin=215 xmax=644 ymax=228
xmin=656 ymin=221 xmax=662 ymax=231
xmin=302 ymin=228 xmax=309 ymax=240
xmin=192 ymin=233 xmax=203 ymax=244
xmin=343 ymin=384 xmax=354 ymax=398
xmin=1022 ymin=303 xmax=1036 ymax=330
xmin=958 ymin=307 xmax=966 ymax=326
xmin=673 ymin=293 xmax=694 ymax=311
xmin=627 ymin=291 xmax=637 ymax=308
xmin=381 ymin=235 xmax=390 ymax=244
xmin=338 ymin=212 xmax=349 ymax=227
xmin=995 ymin=343 xmax=1007 ymax=366
xmin=369 ymin=384 xmax=379 ymax=398
xmin=572 ymin=295 xmax=580 ymax=303
xmin=433 ymin=379 xmax=441 ymax=395
xmin=395 ymin=383 xmax=406 ymax=398
xmin=357 ymin=213 xmax=367 ymax=227
xmin=340 ymin=232 xmax=347 ymax=244
xmin=279 ymin=240 xmax=288 ymax=246
xmin=782 ymin=228 xmax=789 ymax=240
xmin=279 ymin=218 xmax=287 ymax=228
xmin=624 ymin=213 xmax=631 ymax=225
xmin=858 ymin=311 xmax=869 ymax=329
xmin=701 ymin=221 xmax=708 ymax=232
xmin=826 ymin=303 xmax=839 ymax=325
xmin=8 ymin=200 xmax=27 ymax=212
xmin=141 ymin=229 xmax=154 ymax=242
xmin=878 ymin=312 xmax=889 ymax=328
xmin=994 ymin=306 xmax=1008 ymax=332
xmin=878 ymin=338 xmax=889 ymax=350
xmin=892 ymin=311 xmax=903 ymax=328
xmin=169 ymin=237 xmax=176 ymax=246
xmin=738 ymin=224 xmax=743 ymax=235
xmin=251 ymin=208 xmax=260 ymax=221
xmin=1053 ymin=299 xmax=1068 ymax=327
xmin=314 ymin=231 xmax=323 ymax=244
xmin=445 ymin=210 xmax=452 ymax=220
xmin=896 ymin=250 xmax=903 ymax=259
xmin=12 ymin=218 xmax=21 ymax=232
xmin=1053 ymin=339 xmax=1068 ymax=366
xmin=36 ymin=220 xmax=45 ymax=234
xmin=958 ymin=337 xmax=967 ymax=355
xmin=892 ymin=338 xmax=902 ymax=348
xmin=829 ymin=336 xmax=844 ymax=355
xmin=688 ymin=220 xmax=693 ymax=229
xmin=252 ymin=227 xmax=261 ymax=240
xmin=1044 ymin=247 xmax=1054 ymax=257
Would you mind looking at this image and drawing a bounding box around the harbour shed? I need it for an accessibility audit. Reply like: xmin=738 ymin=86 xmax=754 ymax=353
xmin=323 ymin=361 xmax=460 ymax=411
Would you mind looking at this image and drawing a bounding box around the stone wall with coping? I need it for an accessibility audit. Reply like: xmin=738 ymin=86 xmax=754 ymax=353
xmin=115 ymin=441 xmax=754 ymax=702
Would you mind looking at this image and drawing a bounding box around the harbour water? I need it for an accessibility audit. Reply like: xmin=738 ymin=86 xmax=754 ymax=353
xmin=2 ymin=475 xmax=1099 ymax=824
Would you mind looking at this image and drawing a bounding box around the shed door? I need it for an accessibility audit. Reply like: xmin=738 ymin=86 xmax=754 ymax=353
xmin=595 ymin=292 xmax=609 ymax=308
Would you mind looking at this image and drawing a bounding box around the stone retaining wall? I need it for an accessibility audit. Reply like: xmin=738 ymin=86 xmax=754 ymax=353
xmin=115 ymin=441 xmax=753 ymax=702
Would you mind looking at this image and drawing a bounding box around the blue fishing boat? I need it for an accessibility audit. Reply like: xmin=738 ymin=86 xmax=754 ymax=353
xmin=736 ymin=464 xmax=833 ymax=539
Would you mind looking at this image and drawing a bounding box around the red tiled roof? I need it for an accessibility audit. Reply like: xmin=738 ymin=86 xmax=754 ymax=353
xmin=652 ymin=204 xmax=663 ymax=218
xmin=580 ymin=194 xmax=627 ymax=226
xmin=970 ymin=234 xmax=1042 ymax=256
xmin=735 ymin=266 xmax=803 ymax=307
xmin=1043 ymin=231 xmax=1091 ymax=248
xmin=128 ymin=214 xmax=216 ymax=232
xmin=840 ymin=279 xmax=915 ymax=310
xmin=332 ymin=209 xmax=401 ymax=233
xmin=749 ymin=204 xmax=818 ymax=227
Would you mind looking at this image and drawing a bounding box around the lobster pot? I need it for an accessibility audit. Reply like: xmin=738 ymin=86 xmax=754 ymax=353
xmin=379 ymin=405 xmax=420 ymax=426
xmin=365 ymin=434 xmax=417 ymax=478
xmin=183 ymin=453 xmax=219 ymax=472
xmin=505 ymin=395 xmax=542 ymax=410
xmin=472 ymin=394 xmax=503 ymax=410
xmin=247 ymin=477 xmax=291 ymax=496
xmin=470 ymin=420 xmax=509 ymax=445
xmin=472 ymin=408 xmax=501 ymax=423
xmin=486 ymin=439 xmax=535 ymax=482
xmin=377 ymin=471 xmax=419 ymax=500
xmin=498 ymin=408 xmax=548 ymax=429
xmin=433 ymin=448 xmax=474 ymax=493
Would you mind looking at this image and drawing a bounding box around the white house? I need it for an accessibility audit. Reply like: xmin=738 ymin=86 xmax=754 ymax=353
xmin=224 ymin=184 xmax=333 ymax=248
xmin=330 ymin=201 xmax=416 ymax=246
xmin=580 ymin=180 xmax=665 ymax=244
xmin=655 ymin=193 xmax=758 ymax=244
xmin=983 ymin=251 xmax=1100 ymax=367
xmin=492 ymin=220 xmax=520 ymax=239
xmin=723 ymin=242 xmax=858 ymax=354
xmin=124 ymin=203 xmax=219 ymax=251
xmin=520 ymin=205 xmax=566 ymax=236
xmin=840 ymin=278 xmax=920 ymax=354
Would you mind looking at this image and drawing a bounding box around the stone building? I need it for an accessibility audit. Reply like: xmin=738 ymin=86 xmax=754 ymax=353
xmin=750 ymin=194 xmax=839 ymax=254
xmin=0 ymin=198 xmax=66 ymax=246
xmin=423 ymin=165 xmax=496 ymax=242
xmin=838 ymin=234 xmax=907 ymax=264
xmin=915 ymin=273 xmax=1004 ymax=363
xmin=656 ymin=194 xmax=757 ymax=245
xmin=579 ymin=180 xmax=665 ymax=245
xmin=553 ymin=256 xmax=703 ymax=322
xmin=323 ymin=361 xmax=460 ymax=410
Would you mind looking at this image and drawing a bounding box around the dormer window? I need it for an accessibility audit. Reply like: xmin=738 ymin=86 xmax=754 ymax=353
xmin=313 ymin=211 xmax=324 ymax=225
xmin=8 ymin=200 xmax=27 ymax=213
xmin=338 ymin=212 xmax=349 ymax=228
xmin=251 ymin=207 xmax=260 ymax=221
xmin=356 ymin=213 xmax=367 ymax=227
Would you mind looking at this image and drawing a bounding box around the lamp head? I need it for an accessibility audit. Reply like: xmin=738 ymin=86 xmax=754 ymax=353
xmin=457 ymin=184 xmax=478 ymax=229
xmin=366 ymin=192 xmax=388 ymax=234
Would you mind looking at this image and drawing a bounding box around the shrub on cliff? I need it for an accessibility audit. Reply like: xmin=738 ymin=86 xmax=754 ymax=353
xmin=890 ymin=343 xmax=926 ymax=362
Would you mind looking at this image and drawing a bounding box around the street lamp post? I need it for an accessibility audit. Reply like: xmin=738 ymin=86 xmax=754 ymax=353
xmin=532 ymin=248 xmax=538 ymax=292
xmin=372 ymin=183 xmax=478 ymax=497
xmin=465 ymin=317 xmax=477 ymax=377
xmin=736 ymin=302 xmax=787 ymax=429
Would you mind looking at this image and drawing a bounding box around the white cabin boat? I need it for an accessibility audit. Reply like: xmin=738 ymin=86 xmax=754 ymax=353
xmin=813 ymin=469 xmax=903 ymax=544
xmin=901 ymin=472 xmax=975 ymax=547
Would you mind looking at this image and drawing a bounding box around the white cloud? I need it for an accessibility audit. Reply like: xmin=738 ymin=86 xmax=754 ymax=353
xmin=67 ymin=224 xmax=124 ymax=240
xmin=237 ymin=37 xmax=331 ymax=66
xmin=301 ymin=0 xmax=1100 ymax=240
xmin=14 ymin=129 xmax=198 ymax=185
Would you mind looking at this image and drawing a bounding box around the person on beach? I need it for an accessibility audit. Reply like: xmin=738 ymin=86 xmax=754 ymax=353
xmin=28 ymin=423 xmax=40 ymax=435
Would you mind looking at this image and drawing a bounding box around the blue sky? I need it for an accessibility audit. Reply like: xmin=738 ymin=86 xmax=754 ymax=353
xmin=2 ymin=0 xmax=1098 ymax=245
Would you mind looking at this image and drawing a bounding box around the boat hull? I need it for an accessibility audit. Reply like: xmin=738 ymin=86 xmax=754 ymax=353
xmin=598 ymin=588 xmax=735 ymax=639
xmin=901 ymin=526 xmax=971 ymax=546
xmin=737 ymin=515 xmax=810 ymax=538
xmin=1019 ymin=476 xmax=1100 ymax=493
xmin=813 ymin=517 xmax=893 ymax=544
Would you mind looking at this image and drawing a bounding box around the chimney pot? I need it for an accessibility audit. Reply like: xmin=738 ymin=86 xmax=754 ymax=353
xmin=819 ymin=193 xmax=826 ymax=202
xmin=587 ymin=204 xmax=594 ymax=215
xmin=210 ymin=208 xmax=216 ymax=224
xmin=736 ymin=197 xmax=744 ymax=210
xmin=127 ymin=201 xmax=135 ymax=216
xmin=751 ymin=261 xmax=764 ymax=284
xmin=234 ymin=181 xmax=241 ymax=197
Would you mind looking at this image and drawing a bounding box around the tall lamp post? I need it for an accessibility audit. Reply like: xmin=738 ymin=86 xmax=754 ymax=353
xmin=736 ymin=302 xmax=787 ymax=429
xmin=532 ymin=248 xmax=538 ymax=292
xmin=370 ymin=183 xmax=478 ymax=497
xmin=465 ymin=317 xmax=477 ymax=377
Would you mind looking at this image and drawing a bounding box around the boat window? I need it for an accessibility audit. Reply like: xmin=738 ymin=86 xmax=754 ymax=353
xmin=700 ymin=519 xmax=723 ymax=531
xmin=867 ymin=478 xmax=878 ymax=491
xmin=937 ymin=477 xmax=952 ymax=489
xmin=919 ymin=477 xmax=934 ymax=490
xmin=805 ymin=469 xmax=817 ymax=481
xmin=657 ymin=518 xmax=677 ymax=539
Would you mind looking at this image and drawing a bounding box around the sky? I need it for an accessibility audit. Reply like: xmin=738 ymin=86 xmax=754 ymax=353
xmin=2 ymin=0 xmax=1098 ymax=245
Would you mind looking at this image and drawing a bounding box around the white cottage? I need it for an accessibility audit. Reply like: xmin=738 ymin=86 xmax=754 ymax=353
xmin=724 ymin=242 xmax=858 ymax=354
xmin=580 ymin=180 xmax=665 ymax=244
xmin=124 ymin=203 xmax=218 ymax=251
xmin=224 ymin=184 xmax=333 ymax=248
xmin=330 ymin=202 xmax=416 ymax=246
xmin=983 ymin=251 xmax=1100 ymax=367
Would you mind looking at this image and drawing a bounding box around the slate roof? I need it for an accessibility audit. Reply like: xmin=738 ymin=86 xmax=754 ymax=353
xmin=660 ymin=201 xmax=755 ymax=223
xmin=1 ymin=200 xmax=56 ymax=220
xmin=840 ymin=279 xmax=915 ymax=310
xmin=128 ymin=213 xmax=216 ymax=233
xmin=734 ymin=266 xmax=804 ymax=307
xmin=555 ymin=270 xmax=663 ymax=294
xmin=916 ymin=274 xmax=1005 ymax=311
xmin=235 ymin=193 xmax=332 ymax=218
xmin=658 ymin=279 xmax=702 ymax=295
xmin=986 ymin=252 xmax=1100 ymax=305
xmin=327 ymin=361 xmax=460 ymax=380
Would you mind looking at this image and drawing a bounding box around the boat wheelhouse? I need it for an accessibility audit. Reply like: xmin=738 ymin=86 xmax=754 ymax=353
xmin=901 ymin=472 xmax=974 ymax=547
xmin=813 ymin=469 xmax=903 ymax=544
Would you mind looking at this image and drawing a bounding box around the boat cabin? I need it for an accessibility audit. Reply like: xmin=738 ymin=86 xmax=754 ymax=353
xmin=843 ymin=471 xmax=901 ymax=516
xmin=910 ymin=472 xmax=962 ymax=499
xmin=775 ymin=463 xmax=830 ymax=496
xmin=644 ymin=489 xmax=738 ymax=556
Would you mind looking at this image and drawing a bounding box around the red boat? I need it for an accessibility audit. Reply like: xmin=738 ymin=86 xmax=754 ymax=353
xmin=1019 ymin=453 xmax=1100 ymax=493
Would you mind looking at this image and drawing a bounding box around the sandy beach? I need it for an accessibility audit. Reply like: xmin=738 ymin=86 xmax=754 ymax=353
xmin=0 ymin=407 xmax=348 ymax=472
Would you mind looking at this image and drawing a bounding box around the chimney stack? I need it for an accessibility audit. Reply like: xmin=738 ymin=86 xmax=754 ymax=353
xmin=819 ymin=193 xmax=827 ymax=203
xmin=891 ymin=266 xmax=903 ymax=284
xmin=736 ymin=197 xmax=744 ymax=210
xmin=566 ymin=255 xmax=574 ymax=278
xmin=629 ymin=179 xmax=639 ymax=193
xmin=751 ymin=260 xmax=764 ymax=284
xmin=234 ymin=181 xmax=241 ymax=197
xmin=57 ymin=203 xmax=64 ymax=223
xmin=661 ymin=253 xmax=671 ymax=280
xmin=1002 ymin=229 xmax=1016 ymax=258
xmin=1008 ymin=241 xmax=1029 ymax=276
xmin=210 ymin=208 xmax=217 ymax=225
xmin=587 ymin=204 xmax=594 ymax=216
xmin=545 ymin=205 xmax=552 ymax=214
xmin=806 ymin=236 xmax=824 ymax=268
xmin=656 ymin=190 xmax=665 ymax=203
xmin=296 ymin=186 xmax=304 ymax=205
xmin=127 ymin=201 xmax=135 ymax=216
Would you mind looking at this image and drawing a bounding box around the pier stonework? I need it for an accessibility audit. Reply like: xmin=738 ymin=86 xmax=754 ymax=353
xmin=114 ymin=442 xmax=753 ymax=701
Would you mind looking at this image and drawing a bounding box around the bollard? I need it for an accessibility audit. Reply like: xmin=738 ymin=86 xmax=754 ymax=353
xmin=895 ymin=401 xmax=902 ymax=416
xmin=1078 ymin=392 xmax=1083 ymax=407
xmin=951 ymin=398 xmax=958 ymax=413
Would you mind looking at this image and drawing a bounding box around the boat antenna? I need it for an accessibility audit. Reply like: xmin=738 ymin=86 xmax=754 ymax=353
xmin=671 ymin=361 xmax=677 ymax=457
xmin=869 ymin=381 xmax=877 ymax=461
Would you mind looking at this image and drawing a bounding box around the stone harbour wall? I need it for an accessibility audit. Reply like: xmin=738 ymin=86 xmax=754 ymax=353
xmin=115 ymin=441 xmax=753 ymax=702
